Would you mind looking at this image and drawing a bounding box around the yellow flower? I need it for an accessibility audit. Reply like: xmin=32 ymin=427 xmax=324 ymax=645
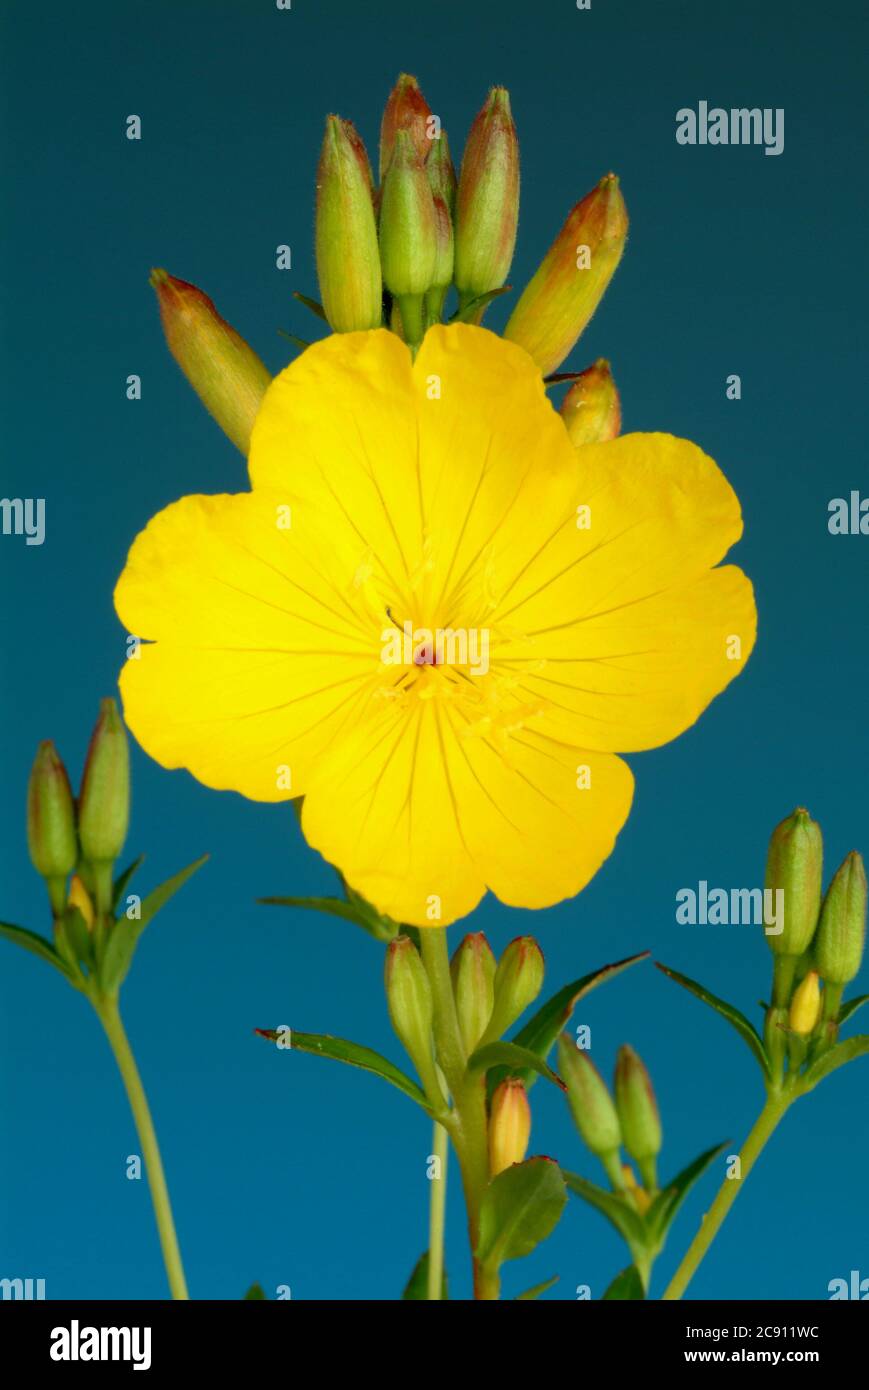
xmin=115 ymin=325 xmax=755 ymax=927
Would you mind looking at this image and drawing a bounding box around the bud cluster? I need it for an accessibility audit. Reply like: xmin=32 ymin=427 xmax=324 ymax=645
xmin=763 ymin=809 xmax=866 ymax=1076
xmin=558 ymin=1036 xmax=662 ymax=1200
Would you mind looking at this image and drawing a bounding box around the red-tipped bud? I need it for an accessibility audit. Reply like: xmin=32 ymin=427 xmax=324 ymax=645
xmin=560 ymin=359 xmax=621 ymax=446
xmin=79 ymin=698 xmax=130 ymax=873
xmin=27 ymin=741 xmax=77 ymax=914
xmin=150 ymin=269 xmax=271 ymax=454
xmin=427 ymin=130 xmax=457 ymax=217
xmin=380 ymin=72 xmax=434 ymax=180
xmin=379 ymin=129 xmax=438 ymax=344
xmin=488 ymin=1077 xmax=531 ymax=1176
xmin=316 ymin=116 xmax=383 ymax=334
xmin=454 ymin=87 xmax=519 ymax=310
xmin=450 ymin=932 xmax=496 ymax=1053
xmin=481 ymin=936 xmax=544 ymax=1044
xmin=505 ymin=174 xmax=628 ymax=376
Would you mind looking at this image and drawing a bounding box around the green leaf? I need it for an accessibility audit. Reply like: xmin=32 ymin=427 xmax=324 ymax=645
xmin=500 ymin=952 xmax=649 ymax=1090
xmin=0 ymin=920 xmax=75 ymax=980
xmin=451 ymin=286 xmax=512 ymax=322
xmin=655 ymin=962 xmax=770 ymax=1080
xmin=468 ymin=1041 xmax=565 ymax=1091
xmin=515 ymin=1275 xmax=559 ymax=1300
xmin=256 ymin=1028 xmax=435 ymax=1115
xmin=112 ymin=855 xmax=144 ymax=911
xmin=602 ymin=1265 xmax=646 ymax=1300
xmin=801 ymin=1035 xmax=869 ymax=1092
xmin=839 ymin=995 xmax=869 ymax=1027
xmin=402 ymin=1251 xmax=449 ymax=1300
xmin=646 ymin=1142 xmax=728 ymax=1244
xmin=562 ymin=1169 xmax=648 ymax=1251
xmin=259 ymin=893 xmax=398 ymax=943
xmin=63 ymin=906 xmax=94 ymax=970
xmin=244 ymin=1283 xmax=267 ymax=1300
xmin=138 ymin=854 xmax=209 ymax=929
xmin=476 ymin=1158 xmax=567 ymax=1268
xmin=292 ymin=291 xmax=328 ymax=322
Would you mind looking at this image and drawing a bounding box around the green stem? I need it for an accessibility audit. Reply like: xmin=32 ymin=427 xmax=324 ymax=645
xmin=427 ymin=1119 xmax=449 ymax=1300
xmin=418 ymin=929 xmax=494 ymax=1298
xmin=97 ymin=997 xmax=189 ymax=1300
xmin=662 ymin=1089 xmax=790 ymax=1300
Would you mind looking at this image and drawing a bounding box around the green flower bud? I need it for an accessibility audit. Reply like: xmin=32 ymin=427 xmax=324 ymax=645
xmin=450 ymin=931 xmax=495 ymax=1053
xmin=788 ymin=969 xmax=821 ymax=1036
xmin=504 ymin=173 xmax=627 ymax=377
xmin=379 ymin=130 xmax=438 ymax=345
xmin=614 ymin=1045 xmax=661 ymax=1190
xmin=454 ymin=87 xmax=519 ymax=311
xmin=426 ymin=130 xmax=457 ymax=218
xmin=481 ymin=936 xmax=544 ymax=1043
xmin=150 ymin=268 xmax=272 ymax=455
xmin=424 ymin=196 xmax=455 ymax=324
xmin=560 ymin=359 xmax=621 ymax=447
xmin=78 ymin=698 xmax=130 ymax=887
xmin=814 ymin=851 xmax=867 ymax=986
xmin=27 ymin=741 xmax=77 ymax=915
xmin=765 ymin=808 xmax=823 ymax=961
xmin=488 ymin=1077 xmax=531 ymax=1176
xmin=385 ymin=935 xmax=442 ymax=1104
xmin=379 ymin=73 xmax=434 ymax=183
xmin=316 ymin=116 xmax=383 ymax=334
xmin=557 ymin=1035 xmax=621 ymax=1156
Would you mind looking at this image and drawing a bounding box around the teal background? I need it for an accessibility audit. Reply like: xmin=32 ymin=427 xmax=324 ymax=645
xmin=1 ymin=0 xmax=867 ymax=1301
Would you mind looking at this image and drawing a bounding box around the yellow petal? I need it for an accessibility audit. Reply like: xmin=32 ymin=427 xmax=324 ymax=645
xmin=115 ymin=491 xmax=384 ymax=799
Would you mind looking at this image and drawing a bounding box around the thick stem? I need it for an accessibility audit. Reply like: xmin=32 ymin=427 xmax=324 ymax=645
xmin=97 ymin=998 xmax=189 ymax=1300
xmin=661 ymin=1090 xmax=790 ymax=1300
xmin=427 ymin=1120 xmax=449 ymax=1300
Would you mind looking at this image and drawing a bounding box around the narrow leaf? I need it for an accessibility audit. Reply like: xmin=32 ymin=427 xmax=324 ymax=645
xmin=292 ymin=292 xmax=328 ymax=322
xmin=838 ymin=995 xmax=869 ymax=1027
xmin=402 ymin=1251 xmax=449 ymax=1300
xmin=476 ymin=1157 xmax=567 ymax=1267
xmin=0 ymin=920 xmax=74 ymax=980
xmin=256 ymin=1028 xmax=434 ymax=1114
xmin=501 ymin=952 xmax=649 ymax=1090
xmin=515 ymin=1275 xmax=559 ymax=1300
xmin=138 ymin=854 xmax=209 ymax=929
xmin=801 ymin=1035 xmax=869 ymax=1092
xmin=562 ymin=1169 xmax=648 ymax=1250
xmin=112 ymin=855 xmax=144 ymax=911
xmin=655 ymin=962 xmax=770 ymax=1080
xmin=277 ymin=329 xmax=312 ymax=351
xmin=468 ymin=1041 xmax=566 ymax=1091
xmin=646 ymin=1141 xmax=729 ymax=1243
xmin=451 ymin=286 xmax=512 ymax=322
xmin=259 ymin=894 xmax=397 ymax=942
xmin=602 ymin=1265 xmax=645 ymax=1300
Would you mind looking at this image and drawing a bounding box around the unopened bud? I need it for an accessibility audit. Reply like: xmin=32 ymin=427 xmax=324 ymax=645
xmin=385 ymin=935 xmax=441 ymax=1102
xmin=560 ymin=359 xmax=621 ymax=446
xmin=765 ymin=809 xmax=823 ymax=961
xmin=504 ymin=173 xmax=627 ymax=376
xmin=614 ymin=1045 xmax=661 ymax=1191
xmin=316 ymin=116 xmax=383 ymax=334
xmin=557 ymin=1035 xmax=621 ymax=1155
xmin=379 ymin=130 xmax=438 ymax=344
xmin=68 ymin=874 xmax=95 ymax=931
xmin=482 ymin=936 xmax=544 ymax=1043
xmin=621 ymin=1163 xmax=652 ymax=1216
xmin=488 ymin=1077 xmax=531 ymax=1176
xmin=450 ymin=932 xmax=495 ymax=1053
xmin=379 ymin=73 xmax=434 ymax=181
xmin=815 ymin=852 xmax=867 ymax=986
xmin=454 ymin=87 xmax=519 ymax=310
xmin=427 ymin=130 xmax=457 ymax=217
xmin=789 ymin=969 xmax=821 ymax=1036
xmin=78 ymin=698 xmax=130 ymax=877
xmin=150 ymin=269 xmax=271 ymax=454
xmin=27 ymin=741 xmax=77 ymax=915
xmin=425 ymin=195 xmax=455 ymax=324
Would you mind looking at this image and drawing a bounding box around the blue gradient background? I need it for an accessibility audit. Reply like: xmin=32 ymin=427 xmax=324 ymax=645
xmin=1 ymin=0 xmax=867 ymax=1301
